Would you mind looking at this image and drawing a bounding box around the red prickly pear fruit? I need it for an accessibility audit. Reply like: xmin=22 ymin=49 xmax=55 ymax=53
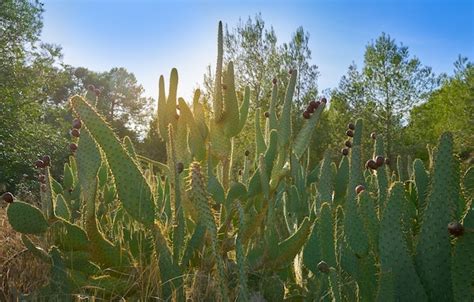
xmin=448 ymin=221 xmax=464 ymax=237
xmin=272 ymin=78 xmax=277 ymax=85
xmin=371 ymin=132 xmax=376 ymax=140
xmin=245 ymin=150 xmax=250 ymax=157
xmin=42 ymin=155 xmax=51 ymax=166
xmin=347 ymin=123 xmax=355 ymax=130
xmin=341 ymin=148 xmax=349 ymax=156
xmin=94 ymin=88 xmax=101 ymax=97
xmin=70 ymin=128 xmax=80 ymax=138
xmin=87 ymin=84 xmax=95 ymax=91
xmin=69 ymin=143 xmax=78 ymax=152
xmin=176 ymin=162 xmax=184 ymax=174
xmin=355 ymin=185 xmax=365 ymax=195
xmin=41 ymin=184 xmax=47 ymax=192
xmin=306 ymin=105 xmax=315 ymax=114
xmin=264 ymin=111 xmax=270 ymax=118
xmin=309 ymin=100 xmax=317 ymax=109
xmin=35 ymin=159 xmax=45 ymax=169
xmin=317 ymin=261 xmax=330 ymax=274
xmin=346 ymin=129 xmax=354 ymax=137
xmin=375 ymin=155 xmax=384 ymax=167
xmin=345 ymin=140 xmax=352 ymax=148
xmin=303 ymin=111 xmax=311 ymax=119
xmin=365 ymin=159 xmax=378 ymax=170
xmin=72 ymin=118 xmax=82 ymax=129
xmin=2 ymin=192 xmax=14 ymax=203
xmin=38 ymin=174 xmax=46 ymax=183
xmin=320 ymin=97 xmax=327 ymax=104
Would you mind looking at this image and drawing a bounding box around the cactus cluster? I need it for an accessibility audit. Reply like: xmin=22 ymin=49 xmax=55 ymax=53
xmin=4 ymin=21 xmax=473 ymax=301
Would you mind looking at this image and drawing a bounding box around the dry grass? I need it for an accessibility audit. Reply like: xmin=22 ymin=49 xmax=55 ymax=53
xmin=0 ymin=205 xmax=50 ymax=300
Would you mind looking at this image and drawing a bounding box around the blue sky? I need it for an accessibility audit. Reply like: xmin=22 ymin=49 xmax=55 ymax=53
xmin=41 ymin=0 xmax=473 ymax=102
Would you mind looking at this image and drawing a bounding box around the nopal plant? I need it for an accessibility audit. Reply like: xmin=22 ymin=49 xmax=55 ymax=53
xmin=3 ymin=21 xmax=473 ymax=301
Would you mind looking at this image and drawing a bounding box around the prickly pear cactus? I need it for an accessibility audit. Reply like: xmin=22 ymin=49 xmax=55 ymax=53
xmin=4 ymin=21 xmax=470 ymax=302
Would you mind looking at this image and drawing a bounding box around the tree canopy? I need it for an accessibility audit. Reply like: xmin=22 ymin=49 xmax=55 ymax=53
xmin=405 ymin=56 xmax=474 ymax=162
xmin=0 ymin=0 xmax=154 ymax=192
xmin=330 ymin=33 xmax=437 ymax=160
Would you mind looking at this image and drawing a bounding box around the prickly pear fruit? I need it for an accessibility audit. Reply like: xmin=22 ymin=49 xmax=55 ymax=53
xmin=2 ymin=192 xmax=14 ymax=203
xmin=448 ymin=221 xmax=464 ymax=237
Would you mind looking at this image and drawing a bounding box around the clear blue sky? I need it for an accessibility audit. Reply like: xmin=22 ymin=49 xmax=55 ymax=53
xmin=41 ymin=0 xmax=473 ymax=102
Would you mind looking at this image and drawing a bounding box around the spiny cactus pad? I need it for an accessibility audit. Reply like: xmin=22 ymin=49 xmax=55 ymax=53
xmin=380 ymin=182 xmax=427 ymax=301
xmin=7 ymin=201 xmax=49 ymax=235
xmin=71 ymin=96 xmax=155 ymax=226
xmin=415 ymin=132 xmax=454 ymax=301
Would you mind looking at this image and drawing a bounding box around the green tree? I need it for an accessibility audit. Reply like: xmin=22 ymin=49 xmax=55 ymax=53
xmin=221 ymin=13 xmax=281 ymax=108
xmin=327 ymin=63 xmax=379 ymax=159
xmin=0 ymin=0 xmax=43 ymax=67
xmin=363 ymin=33 xmax=436 ymax=158
xmin=139 ymin=115 xmax=167 ymax=163
xmin=330 ymin=34 xmax=436 ymax=162
xmin=0 ymin=0 xmax=155 ymax=193
xmin=0 ymin=0 xmax=72 ymax=192
xmin=281 ymin=26 xmax=319 ymax=108
xmin=203 ymin=14 xmax=319 ymax=110
xmin=405 ymin=56 xmax=474 ymax=163
xmin=72 ymin=67 xmax=154 ymax=140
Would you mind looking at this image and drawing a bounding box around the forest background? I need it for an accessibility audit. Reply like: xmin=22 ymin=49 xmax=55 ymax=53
xmin=1 ymin=0 xmax=472 ymax=197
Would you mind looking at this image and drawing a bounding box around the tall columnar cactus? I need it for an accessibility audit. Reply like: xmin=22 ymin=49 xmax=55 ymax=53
xmin=4 ymin=21 xmax=472 ymax=301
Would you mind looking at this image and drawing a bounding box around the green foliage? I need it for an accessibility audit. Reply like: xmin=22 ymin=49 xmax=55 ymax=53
xmin=405 ymin=57 xmax=474 ymax=162
xmin=329 ymin=33 xmax=437 ymax=161
xmin=0 ymin=1 xmax=154 ymax=194
xmin=214 ymin=13 xmax=318 ymax=110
